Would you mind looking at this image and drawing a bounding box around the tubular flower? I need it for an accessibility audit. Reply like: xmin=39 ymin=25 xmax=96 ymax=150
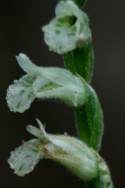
xmin=6 ymin=53 xmax=88 ymax=113
xmin=8 ymin=119 xmax=98 ymax=180
xmin=42 ymin=0 xmax=92 ymax=54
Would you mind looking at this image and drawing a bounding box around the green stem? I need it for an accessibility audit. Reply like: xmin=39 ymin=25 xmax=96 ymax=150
xmin=61 ymin=1 xmax=105 ymax=188
xmin=64 ymin=45 xmax=104 ymax=151
xmin=63 ymin=45 xmax=94 ymax=83
xmin=74 ymin=85 xmax=104 ymax=151
xmin=63 ymin=44 xmax=104 ymax=188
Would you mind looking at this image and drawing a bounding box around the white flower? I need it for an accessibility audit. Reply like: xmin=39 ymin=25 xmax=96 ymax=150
xmin=42 ymin=0 xmax=92 ymax=54
xmin=8 ymin=119 xmax=98 ymax=180
xmin=6 ymin=53 xmax=88 ymax=112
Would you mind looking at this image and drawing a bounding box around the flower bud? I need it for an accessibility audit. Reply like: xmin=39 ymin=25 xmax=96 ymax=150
xmin=6 ymin=53 xmax=88 ymax=113
xmin=42 ymin=0 xmax=92 ymax=54
xmin=8 ymin=119 xmax=98 ymax=180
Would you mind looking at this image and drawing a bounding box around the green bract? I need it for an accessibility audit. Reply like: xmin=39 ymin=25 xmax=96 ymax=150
xmin=6 ymin=53 xmax=88 ymax=113
xmin=42 ymin=0 xmax=91 ymax=54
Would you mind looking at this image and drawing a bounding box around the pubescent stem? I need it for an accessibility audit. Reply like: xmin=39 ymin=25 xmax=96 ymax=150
xmin=64 ymin=44 xmax=104 ymax=151
xmin=64 ymin=45 xmax=104 ymax=151
xmin=64 ymin=43 xmax=104 ymax=188
xmin=74 ymin=84 xmax=104 ymax=151
xmin=64 ymin=44 xmax=94 ymax=83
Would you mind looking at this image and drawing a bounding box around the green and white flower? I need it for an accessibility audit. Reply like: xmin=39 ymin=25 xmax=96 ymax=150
xmin=42 ymin=0 xmax=92 ymax=54
xmin=8 ymin=119 xmax=97 ymax=180
xmin=8 ymin=119 xmax=114 ymax=188
xmin=6 ymin=53 xmax=88 ymax=113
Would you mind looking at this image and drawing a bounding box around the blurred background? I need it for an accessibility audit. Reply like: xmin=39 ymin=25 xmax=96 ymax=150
xmin=0 ymin=0 xmax=124 ymax=187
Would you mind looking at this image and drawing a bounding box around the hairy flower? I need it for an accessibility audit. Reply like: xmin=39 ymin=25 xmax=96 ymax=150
xmin=8 ymin=119 xmax=98 ymax=180
xmin=6 ymin=53 xmax=88 ymax=113
xmin=42 ymin=0 xmax=92 ymax=54
xmin=8 ymin=119 xmax=114 ymax=187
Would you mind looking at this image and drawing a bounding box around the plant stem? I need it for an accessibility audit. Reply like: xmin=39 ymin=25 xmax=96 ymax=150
xmin=63 ymin=44 xmax=104 ymax=188
xmin=74 ymin=87 xmax=104 ymax=151
xmin=63 ymin=45 xmax=94 ymax=83
xmin=64 ymin=45 xmax=104 ymax=151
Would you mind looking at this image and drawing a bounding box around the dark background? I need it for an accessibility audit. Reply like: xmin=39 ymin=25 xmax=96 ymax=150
xmin=0 ymin=0 xmax=124 ymax=187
